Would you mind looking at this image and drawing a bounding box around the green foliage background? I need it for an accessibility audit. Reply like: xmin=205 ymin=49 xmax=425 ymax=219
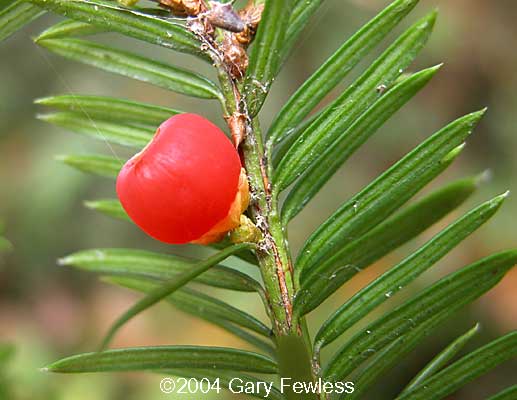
xmin=0 ymin=0 xmax=516 ymax=399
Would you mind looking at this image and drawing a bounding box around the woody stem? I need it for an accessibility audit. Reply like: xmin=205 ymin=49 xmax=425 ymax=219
xmin=214 ymin=45 xmax=317 ymax=400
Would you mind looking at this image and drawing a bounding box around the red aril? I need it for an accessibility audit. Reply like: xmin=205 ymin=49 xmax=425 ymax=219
xmin=116 ymin=113 xmax=249 ymax=244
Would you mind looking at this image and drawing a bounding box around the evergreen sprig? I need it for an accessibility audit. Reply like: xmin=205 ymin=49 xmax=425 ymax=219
xmin=2 ymin=0 xmax=515 ymax=399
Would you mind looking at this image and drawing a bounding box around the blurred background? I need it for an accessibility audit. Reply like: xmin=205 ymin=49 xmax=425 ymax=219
xmin=0 ymin=0 xmax=516 ymax=399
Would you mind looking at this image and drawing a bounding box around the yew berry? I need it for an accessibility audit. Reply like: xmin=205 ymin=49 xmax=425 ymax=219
xmin=116 ymin=113 xmax=249 ymax=245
